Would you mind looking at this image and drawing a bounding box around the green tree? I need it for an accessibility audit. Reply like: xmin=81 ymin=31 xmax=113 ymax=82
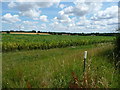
xmin=32 ymin=30 xmax=36 ymax=33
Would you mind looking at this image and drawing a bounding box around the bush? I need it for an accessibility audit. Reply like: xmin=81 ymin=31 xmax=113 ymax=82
xmin=114 ymin=28 xmax=120 ymax=69
xmin=6 ymin=31 xmax=10 ymax=34
xmin=37 ymin=31 xmax=41 ymax=33
xmin=32 ymin=30 xmax=36 ymax=33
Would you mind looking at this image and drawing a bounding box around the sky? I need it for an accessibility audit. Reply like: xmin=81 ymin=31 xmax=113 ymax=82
xmin=1 ymin=0 xmax=120 ymax=33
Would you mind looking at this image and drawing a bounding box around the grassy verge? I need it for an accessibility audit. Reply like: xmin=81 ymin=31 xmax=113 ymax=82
xmin=2 ymin=43 xmax=119 ymax=88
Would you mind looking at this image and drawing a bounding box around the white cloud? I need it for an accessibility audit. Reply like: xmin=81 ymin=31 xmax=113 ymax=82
xmin=56 ymin=10 xmax=75 ymax=23
xmin=21 ymin=21 xmax=39 ymax=31
xmin=19 ymin=9 xmax=41 ymax=18
xmin=90 ymin=18 xmax=118 ymax=27
xmin=2 ymin=13 xmax=21 ymax=23
xmin=92 ymin=20 xmax=107 ymax=26
xmin=91 ymin=6 xmax=118 ymax=20
xmin=59 ymin=2 xmax=102 ymax=17
xmin=33 ymin=17 xmax=39 ymax=20
xmin=8 ymin=1 xmax=16 ymax=8
xmin=68 ymin=23 xmax=75 ymax=27
xmin=57 ymin=14 xmax=71 ymax=23
xmin=59 ymin=4 xmax=66 ymax=9
xmin=23 ymin=21 xmax=38 ymax=25
xmin=2 ymin=0 xmax=120 ymax=2
xmin=39 ymin=15 xmax=48 ymax=22
xmin=40 ymin=23 xmax=46 ymax=29
xmin=10 ymin=2 xmax=42 ymax=18
xmin=60 ymin=6 xmax=74 ymax=16
xmin=50 ymin=13 xmax=118 ymax=33
xmin=76 ymin=16 xmax=90 ymax=26
xmin=88 ymin=5 xmax=119 ymax=32
xmin=36 ymin=2 xmax=55 ymax=8
xmin=7 ymin=1 xmax=61 ymax=19
xmin=52 ymin=17 xmax=58 ymax=22
xmin=107 ymin=18 xmax=118 ymax=25
xmin=49 ymin=21 xmax=68 ymax=32
xmin=73 ymin=0 xmax=119 ymax=2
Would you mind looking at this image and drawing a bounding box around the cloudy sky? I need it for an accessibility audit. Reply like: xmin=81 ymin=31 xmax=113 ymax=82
xmin=1 ymin=0 xmax=119 ymax=33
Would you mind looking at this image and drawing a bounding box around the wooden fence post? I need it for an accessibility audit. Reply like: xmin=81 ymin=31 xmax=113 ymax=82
xmin=83 ymin=51 xmax=87 ymax=73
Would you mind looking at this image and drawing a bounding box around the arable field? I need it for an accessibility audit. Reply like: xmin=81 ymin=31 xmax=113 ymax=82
xmin=2 ymin=34 xmax=115 ymax=52
xmin=2 ymin=34 xmax=119 ymax=88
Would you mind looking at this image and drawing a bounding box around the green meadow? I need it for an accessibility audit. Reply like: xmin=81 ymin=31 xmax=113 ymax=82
xmin=2 ymin=34 xmax=119 ymax=88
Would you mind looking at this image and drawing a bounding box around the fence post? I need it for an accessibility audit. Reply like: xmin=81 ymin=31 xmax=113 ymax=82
xmin=83 ymin=51 xmax=87 ymax=73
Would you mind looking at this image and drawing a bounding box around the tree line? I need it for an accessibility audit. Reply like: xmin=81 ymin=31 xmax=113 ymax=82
xmin=2 ymin=30 xmax=119 ymax=36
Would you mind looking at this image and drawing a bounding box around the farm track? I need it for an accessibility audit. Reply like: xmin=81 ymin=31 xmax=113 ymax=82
xmin=10 ymin=32 xmax=50 ymax=35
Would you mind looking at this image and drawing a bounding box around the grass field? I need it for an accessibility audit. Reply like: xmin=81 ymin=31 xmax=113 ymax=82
xmin=2 ymin=34 xmax=115 ymax=52
xmin=2 ymin=35 xmax=120 ymax=88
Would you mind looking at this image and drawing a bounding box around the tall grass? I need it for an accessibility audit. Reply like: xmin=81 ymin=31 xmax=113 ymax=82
xmin=2 ymin=43 xmax=119 ymax=88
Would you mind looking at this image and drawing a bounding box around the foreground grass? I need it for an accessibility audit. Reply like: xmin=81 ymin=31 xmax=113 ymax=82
xmin=2 ymin=43 xmax=119 ymax=88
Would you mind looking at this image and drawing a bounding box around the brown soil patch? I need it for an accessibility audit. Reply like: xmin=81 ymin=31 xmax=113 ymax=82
xmin=6 ymin=32 xmax=50 ymax=35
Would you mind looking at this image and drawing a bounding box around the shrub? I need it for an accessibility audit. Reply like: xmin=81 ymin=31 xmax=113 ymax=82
xmin=114 ymin=34 xmax=120 ymax=69
xmin=6 ymin=31 xmax=10 ymax=34
xmin=32 ymin=30 xmax=36 ymax=33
